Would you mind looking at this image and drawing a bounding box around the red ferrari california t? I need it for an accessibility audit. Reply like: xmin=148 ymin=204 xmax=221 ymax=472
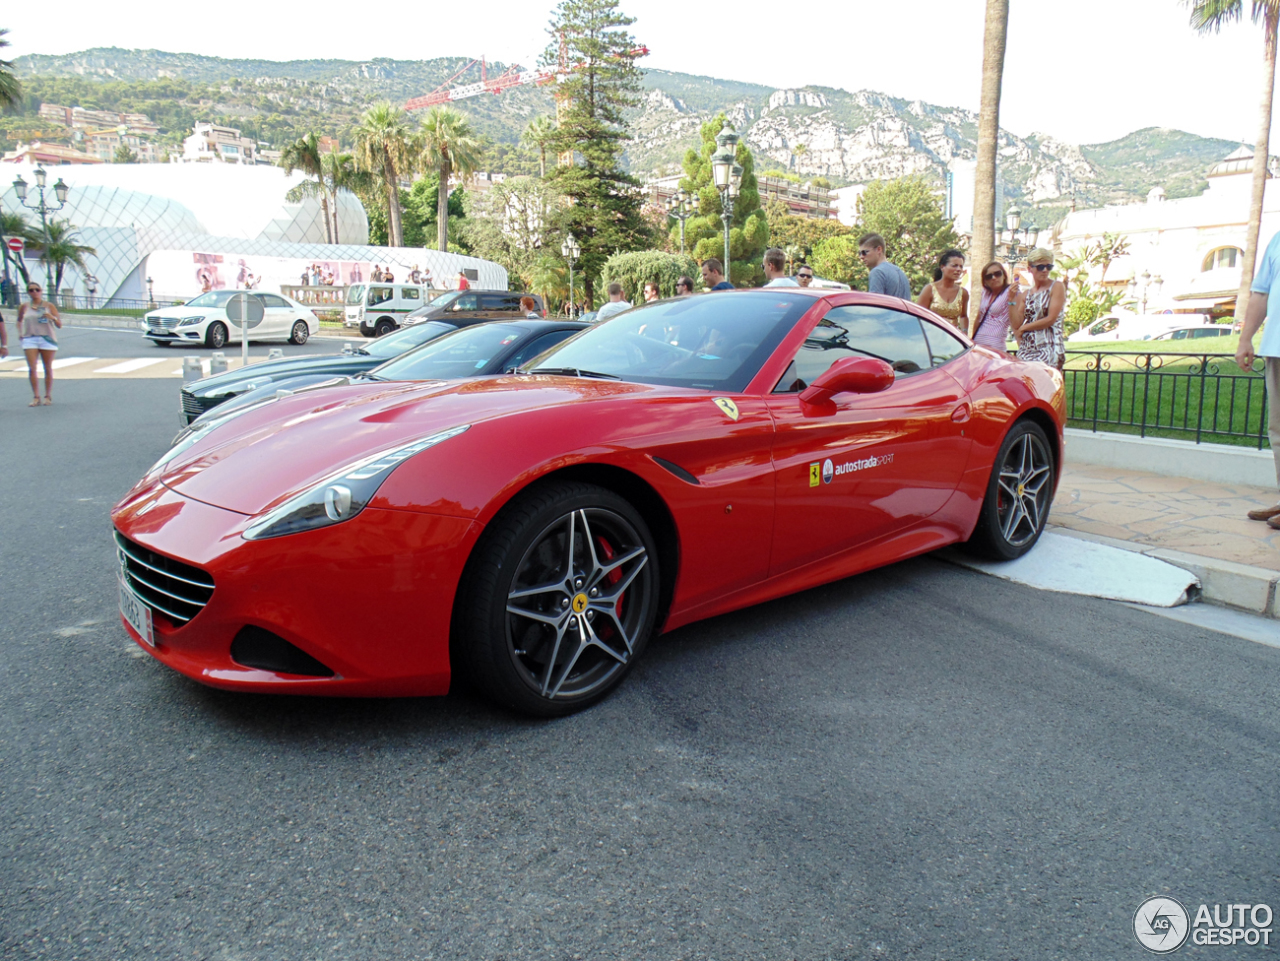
xmin=113 ymin=289 xmax=1064 ymax=715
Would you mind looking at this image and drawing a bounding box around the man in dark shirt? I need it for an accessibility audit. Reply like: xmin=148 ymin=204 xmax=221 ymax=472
xmin=700 ymin=258 xmax=734 ymax=291
xmin=859 ymin=233 xmax=912 ymax=299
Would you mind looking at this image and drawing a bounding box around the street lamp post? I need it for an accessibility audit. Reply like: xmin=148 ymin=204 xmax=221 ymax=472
xmin=12 ymin=166 xmax=69 ymax=296
xmin=666 ymin=189 xmax=697 ymax=256
xmin=147 ymin=276 xmax=155 ymax=309
xmin=1129 ymin=269 xmax=1162 ymax=314
xmin=996 ymin=206 xmax=1039 ymax=276
xmin=561 ymin=232 xmax=580 ymax=316
xmin=711 ymin=122 xmax=742 ymax=280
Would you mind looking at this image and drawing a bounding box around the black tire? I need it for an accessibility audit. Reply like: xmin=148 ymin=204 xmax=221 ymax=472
xmin=964 ymin=419 xmax=1055 ymax=560
xmin=374 ymin=318 xmax=396 ymax=337
xmin=453 ymin=482 xmax=660 ymax=717
xmin=290 ymin=320 xmax=310 ymax=345
xmin=359 ymin=324 xmax=375 ymax=338
xmin=205 ymin=322 xmax=228 ymax=349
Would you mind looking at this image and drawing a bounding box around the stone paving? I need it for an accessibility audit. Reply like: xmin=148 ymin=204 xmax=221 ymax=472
xmin=1051 ymin=462 xmax=1280 ymax=572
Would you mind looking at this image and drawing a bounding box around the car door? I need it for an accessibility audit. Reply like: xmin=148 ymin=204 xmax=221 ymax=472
xmin=765 ymin=303 xmax=973 ymax=576
xmin=259 ymin=293 xmax=293 ymax=338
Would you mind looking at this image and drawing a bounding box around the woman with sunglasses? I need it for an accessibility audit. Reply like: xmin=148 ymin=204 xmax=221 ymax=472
xmin=18 ymin=283 xmax=61 ymax=406
xmin=1014 ymin=249 xmax=1066 ymax=368
xmin=918 ymin=248 xmax=969 ymax=331
xmin=970 ymin=262 xmax=1023 ymax=357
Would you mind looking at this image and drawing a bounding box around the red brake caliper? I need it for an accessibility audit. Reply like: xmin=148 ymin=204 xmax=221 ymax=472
xmin=596 ymin=537 xmax=625 ymax=619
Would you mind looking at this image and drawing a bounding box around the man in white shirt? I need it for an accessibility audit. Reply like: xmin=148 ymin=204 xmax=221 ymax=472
xmin=762 ymin=247 xmax=799 ymax=287
xmin=1238 ymin=228 xmax=1280 ymax=526
xmin=594 ymin=283 xmax=633 ymax=321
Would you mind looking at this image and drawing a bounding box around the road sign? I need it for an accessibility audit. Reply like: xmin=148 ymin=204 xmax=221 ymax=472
xmin=224 ymin=293 xmax=265 ymax=329
xmin=5 ymin=237 xmax=23 ymax=254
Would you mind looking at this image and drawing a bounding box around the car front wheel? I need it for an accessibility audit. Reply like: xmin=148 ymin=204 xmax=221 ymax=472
xmin=290 ymin=321 xmax=310 ymax=345
xmin=453 ymin=482 xmax=660 ymax=717
xmin=965 ymin=419 xmax=1055 ymax=560
xmin=205 ymin=322 xmax=228 ymax=349
xmin=374 ymin=318 xmax=396 ymax=337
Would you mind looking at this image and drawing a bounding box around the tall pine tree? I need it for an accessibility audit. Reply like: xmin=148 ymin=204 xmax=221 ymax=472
xmin=542 ymin=0 xmax=650 ymax=306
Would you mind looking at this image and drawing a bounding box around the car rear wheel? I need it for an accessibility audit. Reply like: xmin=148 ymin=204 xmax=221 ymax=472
xmin=290 ymin=321 xmax=310 ymax=345
xmin=205 ymin=322 xmax=228 ymax=349
xmin=374 ymin=318 xmax=396 ymax=337
xmin=964 ymin=420 xmax=1055 ymax=561
xmin=453 ymin=482 xmax=660 ymax=717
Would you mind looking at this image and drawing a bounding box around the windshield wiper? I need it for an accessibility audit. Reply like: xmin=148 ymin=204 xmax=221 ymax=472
xmin=355 ymin=347 xmax=372 ymax=356
xmin=528 ymin=366 xmax=620 ymax=380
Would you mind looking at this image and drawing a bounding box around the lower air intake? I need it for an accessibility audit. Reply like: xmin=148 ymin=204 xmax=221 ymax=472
xmin=230 ymin=626 xmax=335 ymax=677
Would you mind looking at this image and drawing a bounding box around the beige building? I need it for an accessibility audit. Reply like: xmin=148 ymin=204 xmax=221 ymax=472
xmin=179 ymin=122 xmax=260 ymax=165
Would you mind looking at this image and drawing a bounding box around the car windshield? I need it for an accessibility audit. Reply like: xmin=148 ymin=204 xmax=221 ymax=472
xmin=370 ymin=324 xmax=525 ymax=380
xmin=361 ymin=321 xmax=456 ymax=358
xmin=183 ymin=291 xmax=241 ymax=308
xmin=345 ymin=284 xmax=365 ymax=306
xmin=425 ymin=291 xmax=462 ymax=311
xmin=525 ymin=293 xmax=812 ymax=392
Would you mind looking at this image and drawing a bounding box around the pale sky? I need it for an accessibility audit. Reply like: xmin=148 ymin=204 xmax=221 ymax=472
xmin=3 ymin=0 xmax=1272 ymax=147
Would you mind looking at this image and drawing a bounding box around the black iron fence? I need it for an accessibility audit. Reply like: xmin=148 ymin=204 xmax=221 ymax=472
xmin=1064 ymin=350 xmax=1269 ymax=448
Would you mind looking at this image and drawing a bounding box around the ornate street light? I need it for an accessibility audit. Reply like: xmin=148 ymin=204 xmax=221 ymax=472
xmin=13 ymin=166 xmax=70 ymax=295
xmin=711 ymin=122 xmax=740 ymax=277
xmin=561 ymin=232 xmax=581 ymax=316
xmin=666 ymin=189 xmax=697 ymax=256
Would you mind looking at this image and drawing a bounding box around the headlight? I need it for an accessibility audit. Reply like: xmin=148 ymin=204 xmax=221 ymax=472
xmin=178 ymin=315 xmax=205 ymax=327
xmin=242 ymin=425 xmax=470 ymax=541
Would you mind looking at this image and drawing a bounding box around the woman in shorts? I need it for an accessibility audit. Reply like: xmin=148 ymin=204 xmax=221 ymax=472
xmin=18 ymin=282 xmax=61 ymax=406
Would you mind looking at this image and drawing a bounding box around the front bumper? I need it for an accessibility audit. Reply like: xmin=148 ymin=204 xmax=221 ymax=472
xmin=112 ymin=482 xmax=478 ymax=696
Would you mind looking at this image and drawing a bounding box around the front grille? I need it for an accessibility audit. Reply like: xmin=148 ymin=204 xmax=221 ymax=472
xmin=149 ymin=317 xmax=180 ymax=330
xmin=114 ymin=530 xmax=215 ymax=628
xmin=180 ymin=390 xmax=208 ymax=418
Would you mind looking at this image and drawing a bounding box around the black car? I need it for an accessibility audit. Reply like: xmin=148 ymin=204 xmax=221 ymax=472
xmin=189 ymin=320 xmax=589 ymax=427
xmin=180 ymin=319 xmax=466 ymax=425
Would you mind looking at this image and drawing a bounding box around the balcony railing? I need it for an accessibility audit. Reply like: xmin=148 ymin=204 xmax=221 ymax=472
xmin=1063 ymin=350 xmax=1269 ymax=448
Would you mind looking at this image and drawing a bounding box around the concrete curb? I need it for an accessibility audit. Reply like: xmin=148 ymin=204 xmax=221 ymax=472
xmin=61 ymin=315 xmax=140 ymax=330
xmin=1048 ymin=524 xmax=1280 ymax=618
xmin=1065 ymin=428 xmax=1274 ymax=488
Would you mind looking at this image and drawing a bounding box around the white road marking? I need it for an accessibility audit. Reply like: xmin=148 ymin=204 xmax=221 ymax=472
xmin=50 ymin=356 xmax=98 ymax=369
xmin=95 ymin=358 xmax=168 ymax=373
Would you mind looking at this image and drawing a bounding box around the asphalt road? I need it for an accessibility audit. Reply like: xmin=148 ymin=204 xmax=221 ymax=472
xmin=20 ymin=323 xmax=350 ymax=360
xmin=3 ymin=371 xmax=1279 ymax=960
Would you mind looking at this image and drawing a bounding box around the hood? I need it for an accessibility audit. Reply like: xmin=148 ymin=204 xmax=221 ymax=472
xmin=186 ymin=354 xmax=378 ymax=397
xmin=158 ymin=375 xmax=656 ymax=515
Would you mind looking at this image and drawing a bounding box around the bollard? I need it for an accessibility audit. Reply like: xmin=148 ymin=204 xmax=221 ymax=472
xmin=342 ymin=342 xmax=355 ymax=355
xmin=182 ymin=357 xmax=204 ymax=382
xmin=267 ymin=348 xmax=284 ymax=361
xmin=209 ymin=351 xmax=228 ymax=375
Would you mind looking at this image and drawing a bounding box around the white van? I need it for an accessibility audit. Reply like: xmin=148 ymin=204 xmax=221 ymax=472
xmin=344 ymin=284 xmax=442 ymax=337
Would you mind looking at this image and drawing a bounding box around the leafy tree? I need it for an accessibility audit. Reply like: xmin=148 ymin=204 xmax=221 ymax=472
xmin=676 ymin=113 xmax=768 ymax=287
xmin=112 ymin=145 xmax=139 ymax=163
xmin=521 ymin=115 xmax=557 ymax=178
xmin=463 ymin=175 xmax=561 ymax=284
xmin=1187 ymin=0 xmax=1280 ymax=323
xmin=403 ymin=175 xmax=466 ymax=251
xmin=354 ymin=102 xmax=413 ymax=247
xmin=541 ymin=0 xmax=652 ymax=305
xmin=418 ymin=106 xmax=483 ymax=253
xmin=26 ymin=219 xmax=95 ymax=295
xmin=0 ymin=209 xmax=35 ymax=289
xmin=0 ymin=29 xmax=20 ymax=112
xmin=856 ymin=175 xmax=962 ymax=292
xmin=1094 ymin=231 xmax=1131 ymax=288
xmin=600 ymin=250 xmax=700 ymax=301
xmin=321 ymin=149 xmax=368 ymax=245
xmin=812 ymin=235 xmax=865 ymax=288
xmin=528 ymin=257 xmax=570 ymax=309
xmin=763 ymin=199 xmax=850 ymax=252
xmin=280 ymin=132 xmax=332 ymax=243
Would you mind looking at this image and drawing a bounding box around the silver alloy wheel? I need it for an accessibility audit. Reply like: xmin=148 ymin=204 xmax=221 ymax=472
xmin=996 ymin=431 xmax=1053 ymax=547
xmin=504 ymin=507 xmax=651 ymax=702
xmin=291 ymin=321 xmax=309 ymax=345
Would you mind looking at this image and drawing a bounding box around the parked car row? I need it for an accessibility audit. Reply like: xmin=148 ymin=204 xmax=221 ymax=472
xmin=344 ymin=284 xmax=547 ymax=337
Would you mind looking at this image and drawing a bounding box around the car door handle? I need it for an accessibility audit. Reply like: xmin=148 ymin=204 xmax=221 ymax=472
xmin=951 ymin=403 xmax=971 ymax=423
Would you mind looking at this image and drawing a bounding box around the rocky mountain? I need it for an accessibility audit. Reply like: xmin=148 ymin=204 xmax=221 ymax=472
xmin=13 ymin=48 xmax=1242 ymax=214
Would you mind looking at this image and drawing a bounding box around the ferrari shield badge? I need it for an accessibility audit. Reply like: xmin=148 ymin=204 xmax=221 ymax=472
xmin=713 ymin=397 xmax=740 ymax=421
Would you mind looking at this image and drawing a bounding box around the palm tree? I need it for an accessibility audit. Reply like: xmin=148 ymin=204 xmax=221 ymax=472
xmin=354 ymin=103 xmax=413 ymax=248
xmin=970 ymin=0 xmax=1010 ymax=324
xmin=27 ymin=220 xmax=95 ymax=296
xmin=0 ymin=29 xmax=21 ymax=111
xmin=1186 ymin=0 xmax=1280 ymax=323
xmin=322 ymin=150 xmax=369 ymax=245
xmin=521 ymin=116 xmax=557 ymax=178
xmin=280 ymin=132 xmax=332 ymax=244
xmin=0 ymin=210 xmax=35 ymax=290
xmin=418 ymin=106 xmax=483 ymax=252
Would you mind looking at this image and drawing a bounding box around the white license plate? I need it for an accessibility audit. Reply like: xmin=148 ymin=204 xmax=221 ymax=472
xmin=119 ymin=576 xmax=155 ymax=647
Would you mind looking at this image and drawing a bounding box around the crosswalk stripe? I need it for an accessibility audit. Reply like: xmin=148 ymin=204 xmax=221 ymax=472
xmin=96 ymin=358 xmax=169 ymax=374
xmin=50 ymin=356 xmax=98 ymax=369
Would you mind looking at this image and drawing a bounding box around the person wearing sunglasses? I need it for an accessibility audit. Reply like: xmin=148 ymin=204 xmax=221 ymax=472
xmin=795 ymin=267 xmax=814 ymax=287
xmin=675 ymin=275 xmax=696 ymax=296
xmin=859 ymin=233 xmax=912 ymax=299
xmin=971 ymin=261 xmax=1023 ymax=357
xmin=17 ymin=283 xmax=62 ymax=406
xmin=1013 ymin=249 xmax=1066 ymax=368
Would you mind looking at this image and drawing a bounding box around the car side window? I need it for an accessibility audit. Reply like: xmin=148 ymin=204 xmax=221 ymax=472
xmin=773 ymin=305 xmax=933 ymax=393
xmin=368 ymin=286 xmax=393 ymax=307
xmin=261 ymin=294 xmax=289 ymax=308
xmin=450 ymin=294 xmax=479 ymax=311
xmin=505 ymin=330 xmax=578 ymax=370
xmin=922 ymin=320 xmax=967 ymax=367
xmin=402 ymin=287 xmax=420 ymax=301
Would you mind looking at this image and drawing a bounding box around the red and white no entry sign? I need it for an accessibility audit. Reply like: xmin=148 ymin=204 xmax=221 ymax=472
xmin=6 ymin=237 xmax=23 ymax=253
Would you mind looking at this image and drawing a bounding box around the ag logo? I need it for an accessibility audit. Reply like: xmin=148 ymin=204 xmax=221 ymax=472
xmin=713 ymin=397 xmax=739 ymax=421
xmin=1133 ymin=896 xmax=1190 ymax=954
xmin=822 ymin=458 xmax=833 ymax=484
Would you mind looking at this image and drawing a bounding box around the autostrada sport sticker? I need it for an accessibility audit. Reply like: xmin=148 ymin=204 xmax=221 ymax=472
xmin=810 ymin=453 xmax=894 ymax=487
xmin=713 ymin=397 xmax=740 ymax=421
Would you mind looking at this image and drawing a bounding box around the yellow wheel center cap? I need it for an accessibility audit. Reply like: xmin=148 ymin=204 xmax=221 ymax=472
xmin=571 ymin=593 xmax=589 ymax=614
xmin=1017 ymin=483 xmax=1025 ymax=497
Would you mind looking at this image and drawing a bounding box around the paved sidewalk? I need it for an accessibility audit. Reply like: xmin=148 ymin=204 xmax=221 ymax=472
xmin=1051 ymin=462 xmax=1280 ymax=573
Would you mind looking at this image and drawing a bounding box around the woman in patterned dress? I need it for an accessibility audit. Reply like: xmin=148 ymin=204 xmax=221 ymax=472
xmin=1013 ymin=248 xmax=1066 ymax=368
xmin=917 ymin=248 xmax=970 ymax=331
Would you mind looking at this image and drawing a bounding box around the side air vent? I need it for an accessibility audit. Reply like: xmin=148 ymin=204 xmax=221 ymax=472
xmin=653 ymin=457 xmax=700 ymax=485
xmin=230 ymin=626 xmax=335 ymax=677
